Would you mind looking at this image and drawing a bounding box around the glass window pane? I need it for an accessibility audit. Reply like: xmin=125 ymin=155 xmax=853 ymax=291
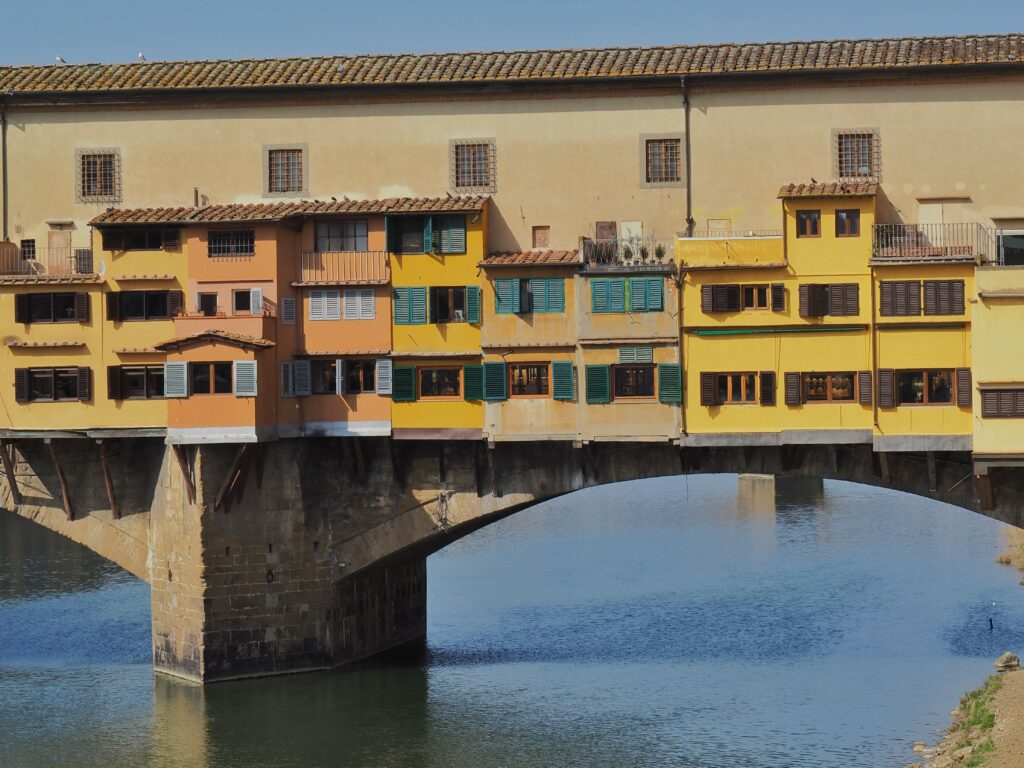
xmin=717 ymin=375 xmax=729 ymax=404
xmin=311 ymin=360 xmax=337 ymax=395
xmin=743 ymin=374 xmax=756 ymax=402
xmin=53 ymin=293 xmax=77 ymax=320
xmin=899 ymin=372 xmax=925 ymax=404
xmin=29 ymin=370 xmax=54 ymax=400
xmin=420 ymin=368 xmax=460 ymax=397
xmin=831 ymin=374 xmax=855 ymax=401
xmin=123 ymin=367 xmax=146 ymax=398
xmin=928 ymin=370 xmax=953 ymax=403
xmin=122 ymin=291 xmax=145 ymax=319
xmin=146 ymin=291 xmax=169 ymax=319
xmin=400 ymin=218 xmax=424 ymax=253
xmin=511 ymin=364 xmax=549 ymax=396
xmin=28 ymin=294 xmax=54 ymax=322
xmin=191 ymin=363 xmax=211 ymax=395
xmin=147 ymin=367 xmax=165 ymax=399
xmin=213 ymin=363 xmax=233 ymax=394
xmin=55 ymin=369 xmax=78 ymax=400
xmin=805 ymin=374 xmax=828 ymax=401
xmin=198 ymin=293 xmax=218 ymax=317
xmin=234 ymin=291 xmax=251 ymax=313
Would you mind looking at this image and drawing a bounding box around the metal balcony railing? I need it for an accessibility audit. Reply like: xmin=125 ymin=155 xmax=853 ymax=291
xmin=0 ymin=245 xmax=95 ymax=276
xmin=872 ymin=223 xmax=995 ymax=262
xmin=581 ymin=237 xmax=675 ymax=268
xmin=680 ymin=229 xmax=783 ymax=239
xmin=299 ymin=251 xmax=389 ymax=284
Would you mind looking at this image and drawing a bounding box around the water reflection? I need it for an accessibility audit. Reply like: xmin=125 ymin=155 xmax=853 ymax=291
xmin=2 ymin=475 xmax=1023 ymax=768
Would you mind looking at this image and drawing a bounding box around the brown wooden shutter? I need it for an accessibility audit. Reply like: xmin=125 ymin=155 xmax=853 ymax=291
xmin=955 ymin=368 xmax=972 ymax=407
xmin=858 ymin=371 xmax=872 ymax=405
xmin=843 ymin=284 xmax=859 ymax=316
xmin=73 ymin=293 xmax=90 ymax=322
xmin=106 ymin=292 xmax=121 ymax=321
xmin=107 ymin=365 xmax=123 ymax=400
xmin=700 ymin=373 xmax=716 ymax=406
xmin=168 ymin=290 xmax=184 ymax=317
xmin=724 ymin=284 xmax=741 ymax=313
xmin=828 ymin=284 xmax=845 ymax=316
xmin=877 ymin=368 xmax=896 ymax=408
xmin=879 ymin=283 xmax=894 ymax=316
xmin=701 ymin=285 xmax=713 ymax=313
xmin=907 ymin=281 xmax=921 ymax=316
xmin=922 ymin=280 xmax=936 ymax=315
xmin=981 ymin=390 xmax=999 ymax=417
xmin=770 ymin=283 xmax=785 ymax=311
xmin=784 ymin=372 xmax=801 ymax=405
xmin=999 ymin=390 xmax=1016 ymax=416
xmin=799 ymin=285 xmax=810 ymax=317
xmin=101 ymin=229 xmax=123 ymax=251
xmin=14 ymin=294 xmax=28 ymax=324
xmin=759 ymin=371 xmax=776 ymax=406
xmin=77 ymin=367 xmax=92 ymax=401
xmin=161 ymin=229 xmax=180 ymax=250
xmin=951 ymin=281 xmax=965 ymax=315
xmin=14 ymin=369 xmax=29 ymax=403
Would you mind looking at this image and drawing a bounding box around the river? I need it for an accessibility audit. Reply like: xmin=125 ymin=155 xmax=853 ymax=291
xmin=2 ymin=475 xmax=1023 ymax=768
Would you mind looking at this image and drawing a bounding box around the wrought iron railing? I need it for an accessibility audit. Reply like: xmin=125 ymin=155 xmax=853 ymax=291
xmin=581 ymin=237 xmax=675 ymax=267
xmin=299 ymin=251 xmax=389 ymax=284
xmin=0 ymin=245 xmax=95 ymax=276
xmin=680 ymin=229 xmax=783 ymax=239
xmin=872 ymin=223 xmax=995 ymax=262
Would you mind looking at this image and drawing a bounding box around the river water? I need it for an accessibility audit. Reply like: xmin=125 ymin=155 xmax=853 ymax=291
xmin=2 ymin=475 xmax=1023 ymax=768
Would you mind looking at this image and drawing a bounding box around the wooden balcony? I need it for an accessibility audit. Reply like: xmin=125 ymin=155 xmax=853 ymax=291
xmin=872 ymin=223 xmax=995 ymax=263
xmin=295 ymin=251 xmax=389 ymax=286
xmin=0 ymin=243 xmax=96 ymax=280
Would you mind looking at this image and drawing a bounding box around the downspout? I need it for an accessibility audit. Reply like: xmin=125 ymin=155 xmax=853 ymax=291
xmin=680 ymin=76 xmax=694 ymax=237
xmin=1 ymin=94 xmax=9 ymax=241
xmin=869 ymin=264 xmax=879 ymax=430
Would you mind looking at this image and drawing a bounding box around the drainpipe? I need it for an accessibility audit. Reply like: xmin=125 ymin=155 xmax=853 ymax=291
xmin=869 ymin=264 xmax=880 ymax=430
xmin=680 ymin=76 xmax=694 ymax=237
xmin=1 ymin=94 xmax=9 ymax=242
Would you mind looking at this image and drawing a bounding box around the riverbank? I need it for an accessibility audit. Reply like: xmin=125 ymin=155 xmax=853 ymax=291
xmin=995 ymin=528 xmax=1024 ymax=578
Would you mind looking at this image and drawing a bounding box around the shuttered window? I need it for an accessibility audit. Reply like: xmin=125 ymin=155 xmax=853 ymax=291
xmin=494 ymin=279 xmax=520 ymax=314
xmin=375 ymin=360 xmax=393 ymax=395
xmin=956 ymin=368 xmax=972 ymax=408
xmin=802 ymin=372 xmax=856 ymax=402
xmin=391 ymin=366 xmax=417 ymax=402
xmin=14 ymin=367 xmax=91 ymax=402
xmin=784 ymin=372 xmax=801 ymax=405
xmin=618 ymin=346 xmax=654 ymax=364
xmin=233 ymin=361 xmax=258 ymax=397
xmin=529 ymin=278 xmax=566 ymax=314
xmin=923 ymin=280 xmax=966 ymax=316
xmin=770 ymin=283 xmax=786 ymax=312
xmin=585 ymin=365 xmax=611 ymax=404
xmin=981 ymin=388 xmax=1024 ymax=418
xmin=701 ymin=284 xmax=741 ymax=313
xmin=799 ymin=284 xmax=857 ymax=317
xmin=628 ymin=278 xmax=664 ymax=312
xmin=281 ymin=297 xmax=296 ymax=325
xmin=463 ymin=365 xmax=484 ymax=401
xmin=465 ymin=286 xmax=481 ymax=323
xmin=15 ymin=292 xmax=90 ymax=324
xmin=658 ymin=364 xmax=683 ymax=404
xmin=591 ymin=279 xmax=626 ymax=313
xmin=760 ymin=372 xmax=776 ymax=406
xmin=482 ymin=362 xmax=508 ymax=401
xmin=509 ymin=363 xmax=549 ymax=396
xmin=858 ymin=371 xmax=872 ymax=405
xmin=280 ymin=362 xmax=295 ymax=397
xmin=343 ymin=288 xmax=375 ymax=320
xmin=108 ymin=365 xmax=164 ymax=400
xmin=393 ymin=287 xmax=428 ymax=324
xmin=879 ymin=281 xmax=921 ymax=317
xmin=434 ymin=215 xmax=467 ymax=254
xmin=877 ymin=368 xmax=896 ymax=408
xmin=292 ymin=360 xmax=312 ymax=396
xmin=106 ymin=290 xmax=183 ymax=321
xmin=552 ymin=361 xmax=576 ymax=401
xmin=309 ymin=289 xmax=342 ymax=321
xmin=163 ymin=362 xmax=189 ymax=398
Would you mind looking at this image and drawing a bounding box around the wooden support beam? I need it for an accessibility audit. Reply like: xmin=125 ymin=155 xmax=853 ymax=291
xmin=255 ymin=444 xmax=266 ymax=490
xmin=975 ymin=474 xmax=995 ymax=511
xmin=390 ymin=438 xmax=405 ymax=488
xmin=214 ymin=445 xmax=250 ymax=512
xmin=473 ymin=443 xmax=485 ymax=497
xmin=98 ymin=441 xmax=119 ymax=520
xmin=438 ymin=443 xmax=446 ymax=483
xmin=926 ymin=451 xmax=937 ymax=493
xmin=0 ymin=439 xmax=21 ymax=506
xmin=171 ymin=445 xmax=196 ymax=505
xmin=489 ymin=443 xmax=502 ymax=498
xmin=47 ymin=441 xmax=73 ymax=521
xmin=879 ymin=451 xmax=891 ymax=484
xmin=229 ymin=447 xmax=252 ymax=509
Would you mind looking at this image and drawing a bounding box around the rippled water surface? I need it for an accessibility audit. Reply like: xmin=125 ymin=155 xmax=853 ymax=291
xmin=2 ymin=475 xmax=1023 ymax=768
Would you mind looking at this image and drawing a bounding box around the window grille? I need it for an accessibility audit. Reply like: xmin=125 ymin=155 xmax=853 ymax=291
xmin=451 ymin=139 xmax=496 ymax=192
xmin=208 ymin=230 xmax=255 ymax=257
xmin=645 ymin=139 xmax=681 ymax=183
xmin=20 ymin=239 xmax=36 ymax=260
xmin=268 ymin=148 xmax=304 ymax=194
xmin=834 ymin=130 xmax=881 ymax=180
xmin=76 ymin=149 xmax=121 ymax=202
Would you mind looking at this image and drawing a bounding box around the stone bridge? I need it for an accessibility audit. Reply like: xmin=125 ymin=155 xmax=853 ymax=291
xmin=1 ymin=437 xmax=1022 ymax=682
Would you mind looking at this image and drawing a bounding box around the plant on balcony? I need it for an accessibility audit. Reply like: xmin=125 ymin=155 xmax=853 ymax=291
xmin=622 ymin=245 xmax=634 ymax=263
xmin=655 ymin=243 xmax=666 ymax=262
xmin=639 ymin=244 xmax=650 ymax=263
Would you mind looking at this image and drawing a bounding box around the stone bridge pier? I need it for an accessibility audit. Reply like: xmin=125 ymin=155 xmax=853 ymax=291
xmin=2 ymin=436 xmax=1024 ymax=682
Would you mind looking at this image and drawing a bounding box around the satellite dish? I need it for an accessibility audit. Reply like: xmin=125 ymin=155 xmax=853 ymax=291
xmin=98 ymin=260 xmax=107 ymax=277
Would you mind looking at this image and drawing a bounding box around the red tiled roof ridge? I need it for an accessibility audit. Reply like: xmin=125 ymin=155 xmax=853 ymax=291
xmin=482 ymin=249 xmax=582 ymax=267
xmin=5 ymin=34 xmax=1022 ymax=94
xmin=778 ymin=181 xmax=879 ymax=198
xmin=155 ymin=328 xmax=276 ymax=351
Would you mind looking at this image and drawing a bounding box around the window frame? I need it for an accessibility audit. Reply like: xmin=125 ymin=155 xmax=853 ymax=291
xmin=189 ymin=362 xmax=234 ymax=396
xmin=741 ymin=284 xmax=769 ymax=311
xmin=639 ymin=133 xmax=685 ymax=188
xmin=508 ymin=362 xmax=551 ymax=399
xmin=25 ymin=367 xmax=81 ymax=402
xmin=310 ymin=359 xmax=338 ymax=395
xmin=644 ymin=138 xmax=682 ymax=184
xmin=263 ymin=144 xmax=308 ymax=197
xmin=26 ymin=292 xmax=78 ymax=324
xmin=430 ymin=286 xmax=468 ymax=324
xmin=418 ymin=366 xmax=463 ymax=400
xmin=835 ymin=209 xmax=861 ymax=238
xmin=796 ymin=210 xmax=821 ymax=238
xmin=801 ymin=372 xmax=857 ymax=403
xmin=344 ymin=359 xmax=377 ymax=395
xmin=208 ymin=229 xmax=256 ymax=258
xmin=715 ymin=372 xmax=758 ymax=405
xmin=450 ymin=138 xmax=497 ymax=193
xmin=612 ymin=364 xmax=657 ymax=400
xmin=834 ymin=130 xmax=881 ymax=180
xmin=896 ymin=369 xmax=956 ymax=406
xmin=76 ymin=148 xmax=121 ymax=203
xmin=197 ymin=292 xmax=219 ymax=317
xmin=119 ymin=365 xmax=166 ymax=400
xmin=315 ymin=219 xmax=369 ymax=252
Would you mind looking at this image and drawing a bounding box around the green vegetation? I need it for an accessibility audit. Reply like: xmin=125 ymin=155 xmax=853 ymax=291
xmin=950 ymin=675 xmax=1003 ymax=767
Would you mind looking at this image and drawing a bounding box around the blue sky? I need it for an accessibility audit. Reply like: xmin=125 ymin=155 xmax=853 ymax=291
xmin=3 ymin=0 xmax=1022 ymax=66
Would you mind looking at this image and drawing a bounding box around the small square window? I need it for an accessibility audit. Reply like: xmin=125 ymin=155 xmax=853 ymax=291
xmin=532 ymin=226 xmax=550 ymax=249
xmin=264 ymin=146 xmax=307 ymax=196
xmin=834 ymin=130 xmax=880 ymax=180
xmin=645 ymin=139 xmax=681 ymax=184
xmin=233 ymin=290 xmax=252 ymax=315
xmin=20 ymin=239 xmax=36 ymax=260
xmin=836 ymin=209 xmax=861 ymax=237
xmin=198 ymin=293 xmax=219 ymax=317
xmin=796 ymin=210 xmax=820 ymax=238
xmin=76 ymin=149 xmax=121 ymax=203
xmin=614 ymin=365 xmax=656 ymax=399
xmin=420 ymin=367 xmax=462 ymax=399
xmin=450 ymin=139 xmax=496 ymax=193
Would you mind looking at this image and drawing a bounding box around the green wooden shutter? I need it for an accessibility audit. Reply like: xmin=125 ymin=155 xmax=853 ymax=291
xmin=392 ymin=366 xmax=418 ymax=402
xmin=629 ymin=278 xmax=648 ymax=312
xmin=463 ymin=364 xmax=484 ymax=401
xmin=465 ymin=286 xmax=481 ymax=323
xmin=529 ymin=278 xmax=548 ymax=312
xmin=608 ymin=279 xmax=626 ymax=312
xmin=410 ymin=287 xmax=428 ymax=324
xmin=495 ymin=279 xmax=519 ymax=314
xmin=482 ymin=362 xmax=508 ymax=401
xmin=393 ymin=288 xmax=410 ymax=324
xmin=585 ymin=365 xmax=611 ymax=404
xmin=551 ymin=361 xmax=575 ymax=400
xmin=439 ymin=215 xmax=466 ymax=254
xmin=658 ymin=364 xmax=682 ymax=404
xmin=546 ymin=279 xmax=565 ymax=313
xmin=423 ymin=217 xmax=434 ymax=254
xmin=646 ymin=278 xmax=664 ymax=311
xmin=591 ymin=279 xmax=609 ymax=312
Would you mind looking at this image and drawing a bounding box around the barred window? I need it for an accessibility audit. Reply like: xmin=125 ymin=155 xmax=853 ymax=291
xmin=208 ymin=230 xmax=255 ymax=257
xmin=451 ymin=140 xmax=496 ymax=192
xmin=645 ymin=139 xmax=681 ymax=183
xmin=268 ymin=149 xmax=304 ymax=194
xmin=76 ymin=150 xmax=121 ymax=202
xmin=20 ymin=239 xmax=36 ymax=260
xmin=835 ymin=131 xmax=880 ymax=179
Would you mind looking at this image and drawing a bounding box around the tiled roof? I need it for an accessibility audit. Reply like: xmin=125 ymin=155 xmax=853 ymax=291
xmin=482 ymin=250 xmax=581 ymax=267
xmin=89 ymin=196 xmax=488 ymax=226
xmin=4 ymin=35 xmax=1022 ymax=95
xmin=5 ymin=340 xmax=86 ymax=349
xmin=155 ymin=329 xmax=275 ymax=351
xmin=778 ymin=181 xmax=879 ymax=198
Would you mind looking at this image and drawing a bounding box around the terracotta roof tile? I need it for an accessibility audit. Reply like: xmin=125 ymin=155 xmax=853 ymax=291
xmin=155 ymin=329 xmax=275 ymax=351
xmin=778 ymin=181 xmax=879 ymax=198
xmin=89 ymin=196 xmax=488 ymax=226
xmin=5 ymin=339 xmax=86 ymax=349
xmin=5 ymin=35 xmax=1022 ymax=95
xmin=482 ymin=250 xmax=581 ymax=267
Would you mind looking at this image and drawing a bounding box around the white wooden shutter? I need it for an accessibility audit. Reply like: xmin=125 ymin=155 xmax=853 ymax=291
xmin=163 ymin=362 xmax=188 ymax=398
xmin=343 ymin=290 xmax=359 ymax=320
xmin=281 ymin=297 xmax=296 ymax=325
xmin=309 ymin=290 xmax=325 ymax=320
xmin=250 ymin=288 xmax=264 ymax=315
xmin=359 ymin=288 xmax=375 ymax=319
xmin=234 ymin=361 xmax=258 ymax=397
xmin=336 ymin=359 xmax=347 ymax=395
xmin=376 ymin=359 xmax=393 ymax=395
xmin=325 ymin=290 xmax=342 ymax=320
xmin=293 ymin=359 xmax=311 ymax=396
xmin=280 ymin=362 xmax=295 ymax=397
